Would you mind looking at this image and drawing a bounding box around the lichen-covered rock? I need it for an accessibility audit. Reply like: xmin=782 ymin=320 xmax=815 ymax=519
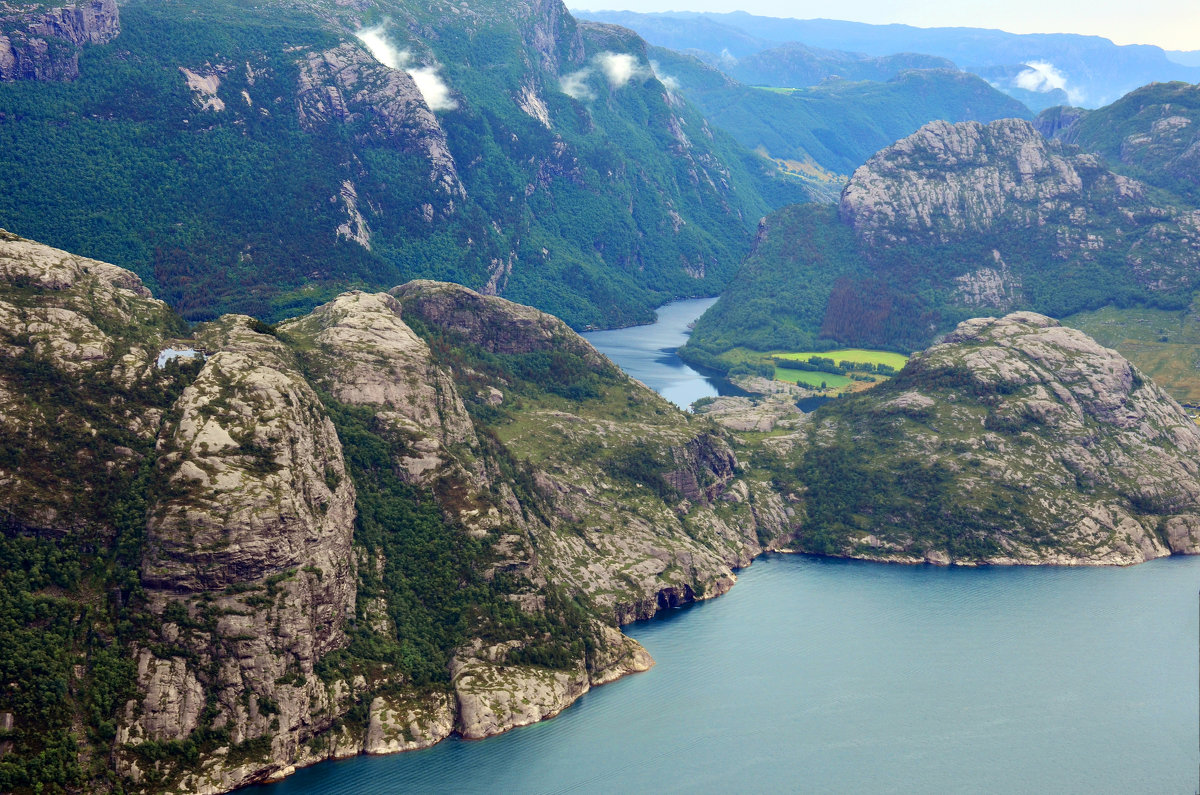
xmin=0 ymin=230 xmax=801 ymax=793
xmin=0 ymin=0 xmax=119 ymax=81
xmin=0 ymin=230 xmax=177 ymax=535
xmin=839 ymin=119 xmax=1200 ymax=293
xmin=800 ymin=312 xmax=1200 ymax=565
xmin=391 ymin=280 xmax=798 ymax=625
xmin=392 ymin=279 xmax=607 ymax=365
xmin=364 ymin=692 xmax=455 ymax=754
xmin=450 ymin=644 xmax=591 ymax=740
xmin=124 ymin=316 xmax=358 ymax=791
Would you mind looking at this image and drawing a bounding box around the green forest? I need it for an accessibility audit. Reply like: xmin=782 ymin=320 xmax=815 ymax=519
xmin=0 ymin=0 xmax=807 ymax=329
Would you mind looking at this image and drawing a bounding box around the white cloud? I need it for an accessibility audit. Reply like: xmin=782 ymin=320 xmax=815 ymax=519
xmin=650 ymin=60 xmax=680 ymax=92
xmin=1014 ymin=60 xmax=1086 ymax=105
xmin=560 ymin=67 xmax=595 ymax=100
xmin=408 ymin=66 xmax=458 ymax=111
xmin=355 ymin=25 xmax=458 ymax=112
xmin=560 ymin=52 xmax=657 ymax=100
xmin=597 ymin=51 xmax=650 ymax=88
xmin=356 ymin=25 xmax=405 ymax=70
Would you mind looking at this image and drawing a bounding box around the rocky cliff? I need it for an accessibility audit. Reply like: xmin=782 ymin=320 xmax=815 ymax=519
xmin=0 ymin=230 xmax=798 ymax=794
xmin=685 ymin=113 xmax=1200 ymax=360
xmin=798 ymin=312 xmax=1200 ymax=565
xmin=842 ymin=119 xmax=1166 ymax=246
xmin=387 ymin=280 xmax=797 ymax=622
xmin=840 ymin=118 xmax=1200 ymax=298
xmin=0 ymin=0 xmax=119 ymax=81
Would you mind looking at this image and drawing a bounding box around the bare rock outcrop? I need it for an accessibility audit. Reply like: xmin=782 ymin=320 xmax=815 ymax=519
xmin=123 ymin=316 xmax=358 ymax=792
xmin=802 ymin=312 xmax=1200 ymax=565
xmin=392 ymin=279 xmax=606 ymax=365
xmin=0 ymin=0 xmax=119 ymax=81
xmin=296 ymin=42 xmax=463 ymax=200
xmin=279 ymin=290 xmax=477 ymax=485
xmin=839 ymin=119 xmax=1200 ymax=294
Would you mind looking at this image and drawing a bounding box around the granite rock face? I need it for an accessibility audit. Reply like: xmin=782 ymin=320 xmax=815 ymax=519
xmin=278 ymin=290 xmax=477 ymax=486
xmin=839 ymin=118 xmax=1200 ymax=297
xmin=123 ymin=316 xmax=359 ymax=792
xmin=296 ymin=42 xmax=464 ymax=201
xmin=0 ymin=0 xmax=119 ymax=81
xmin=804 ymin=312 xmax=1200 ymax=565
xmin=842 ymin=119 xmax=1130 ymax=244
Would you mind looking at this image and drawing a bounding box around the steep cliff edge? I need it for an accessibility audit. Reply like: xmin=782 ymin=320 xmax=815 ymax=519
xmin=0 ymin=0 xmax=119 ymax=81
xmin=119 ymin=316 xmax=359 ymax=793
xmin=0 ymin=228 xmax=805 ymax=793
xmin=797 ymin=312 xmax=1200 ymax=565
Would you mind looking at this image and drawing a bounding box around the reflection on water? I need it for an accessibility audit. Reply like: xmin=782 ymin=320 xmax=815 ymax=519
xmin=582 ymin=298 xmax=738 ymax=410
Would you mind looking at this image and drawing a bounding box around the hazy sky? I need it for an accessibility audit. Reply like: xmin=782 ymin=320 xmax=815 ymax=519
xmin=570 ymin=1 xmax=1200 ymax=51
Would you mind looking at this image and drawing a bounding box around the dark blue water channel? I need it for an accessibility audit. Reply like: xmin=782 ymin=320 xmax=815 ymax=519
xmin=254 ymin=299 xmax=1200 ymax=794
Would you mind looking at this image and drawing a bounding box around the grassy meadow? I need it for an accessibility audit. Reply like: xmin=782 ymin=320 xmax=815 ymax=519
xmin=718 ymin=347 xmax=911 ymax=394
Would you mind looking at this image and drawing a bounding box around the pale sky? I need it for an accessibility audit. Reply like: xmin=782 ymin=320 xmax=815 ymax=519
xmin=570 ymin=1 xmax=1200 ymax=51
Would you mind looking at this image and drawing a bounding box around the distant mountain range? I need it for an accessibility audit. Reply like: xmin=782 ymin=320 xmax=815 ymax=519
xmin=649 ymin=47 xmax=1030 ymax=183
xmin=575 ymin=9 xmax=1200 ymax=110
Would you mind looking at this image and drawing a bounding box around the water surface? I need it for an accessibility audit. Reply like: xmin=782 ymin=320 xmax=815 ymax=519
xmin=256 ymin=554 xmax=1200 ymax=794
xmin=582 ymin=297 xmax=731 ymax=410
xmin=254 ymin=299 xmax=1200 ymax=794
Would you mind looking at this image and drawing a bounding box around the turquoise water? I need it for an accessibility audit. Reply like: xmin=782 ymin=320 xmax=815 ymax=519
xmin=256 ymin=554 xmax=1200 ymax=793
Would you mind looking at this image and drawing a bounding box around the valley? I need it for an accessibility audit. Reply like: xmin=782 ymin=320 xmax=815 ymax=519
xmin=3 ymin=0 xmax=1200 ymax=792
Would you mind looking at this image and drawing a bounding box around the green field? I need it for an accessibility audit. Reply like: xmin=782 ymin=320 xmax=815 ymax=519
xmin=714 ymin=346 xmax=910 ymax=394
xmin=774 ymin=348 xmax=911 ymax=369
xmin=773 ymin=369 xmax=852 ymax=388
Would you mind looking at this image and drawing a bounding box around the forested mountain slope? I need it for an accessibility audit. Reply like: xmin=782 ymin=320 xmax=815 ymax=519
xmin=0 ymin=0 xmax=807 ymax=328
xmin=683 ymin=115 xmax=1200 ymax=361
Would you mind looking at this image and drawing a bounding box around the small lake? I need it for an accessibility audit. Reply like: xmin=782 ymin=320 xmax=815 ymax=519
xmin=257 ymin=554 xmax=1200 ymax=794
xmin=581 ymin=297 xmax=733 ymax=410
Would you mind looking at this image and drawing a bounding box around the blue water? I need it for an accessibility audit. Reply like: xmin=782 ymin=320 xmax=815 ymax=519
xmin=582 ymin=297 xmax=732 ymax=410
xmin=256 ymin=554 xmax=1200 ymax=794
xmin=253 ymin=299 xmax=1200 ymax=794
